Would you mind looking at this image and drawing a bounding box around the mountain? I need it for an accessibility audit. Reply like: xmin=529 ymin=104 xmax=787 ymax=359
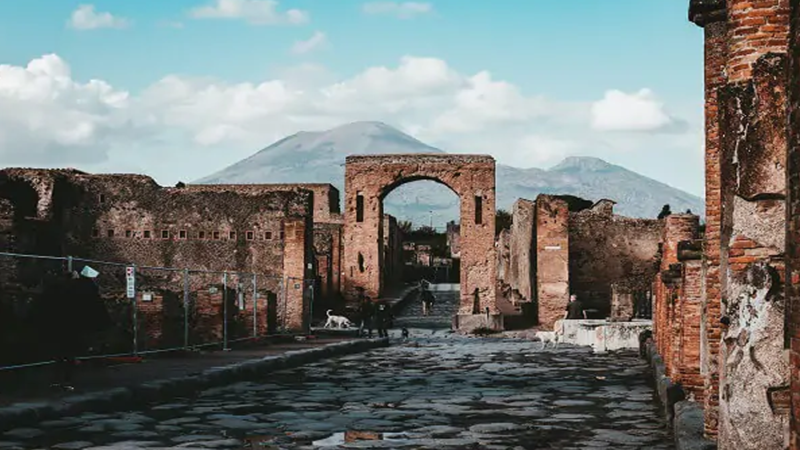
xmin=196 ymin=121 xmax=705 ymax=225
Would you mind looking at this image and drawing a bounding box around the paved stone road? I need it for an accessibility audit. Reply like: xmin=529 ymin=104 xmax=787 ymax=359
xmin=1 ymin=334 xmax=673 ymax=449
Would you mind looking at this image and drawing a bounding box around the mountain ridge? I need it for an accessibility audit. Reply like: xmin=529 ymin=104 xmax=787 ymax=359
xmin=196 ymin=121 xmax=705 ymax=223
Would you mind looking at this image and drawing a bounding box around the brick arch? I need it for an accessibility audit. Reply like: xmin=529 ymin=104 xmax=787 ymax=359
xmin=343 ymin=154 xmax=498 ymax=318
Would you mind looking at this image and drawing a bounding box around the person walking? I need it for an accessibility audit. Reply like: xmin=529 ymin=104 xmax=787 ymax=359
xmin=374 ymin=298 xmax=392 ymax=338
xmin=358 ymin=295 xmax=374 ymax=338
xmin=563 ymin=294 xmax=587 ymax=320
xmin=420 ymin=286 xmax=436 ymax=316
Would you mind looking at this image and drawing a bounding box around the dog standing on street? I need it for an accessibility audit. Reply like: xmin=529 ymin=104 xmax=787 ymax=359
xmin=324 ymin=309 xmax=353 ymax=329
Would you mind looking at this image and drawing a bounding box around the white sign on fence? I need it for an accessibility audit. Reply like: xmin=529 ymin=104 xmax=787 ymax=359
xmin=126 ymin=266 xmax=136 ymax=299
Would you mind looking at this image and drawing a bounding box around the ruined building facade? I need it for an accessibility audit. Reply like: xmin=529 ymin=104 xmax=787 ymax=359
xmin=0 ymin=169 xmax=343 ymax=363
xmin=648 ymin=0 xmax=798 ymax=448
xmin=497 ymin=194 xmax=663 ymax=330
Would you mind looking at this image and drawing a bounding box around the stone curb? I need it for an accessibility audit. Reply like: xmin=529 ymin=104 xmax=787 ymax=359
xmin=0 ymin=338 xmax=389 ymax=432
xmin=641 ymin=337 xmax=716 ymax=450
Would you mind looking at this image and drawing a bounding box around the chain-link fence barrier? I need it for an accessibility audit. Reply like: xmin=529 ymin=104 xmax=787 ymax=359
xmin=0 ymin=252 xmax=312 ymax=371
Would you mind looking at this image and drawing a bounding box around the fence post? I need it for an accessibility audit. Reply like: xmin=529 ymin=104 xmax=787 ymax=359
xmin=183 ymin=268 xmax=190 ymax=350
xmin=281 ymin=277 xmax=287 ymax=333
xmin=223 ymin=271 xmax=230 ymax=351
xmin=132 ymin=264 xmax=138 ymax=356
xmin=308 ymin=282 xmax=314 ymax=334
xmin=252 ymin=273 xmax=258 ymax=339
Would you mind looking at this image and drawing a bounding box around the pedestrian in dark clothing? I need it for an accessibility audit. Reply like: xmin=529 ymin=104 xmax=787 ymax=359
xmin=358 ymin=295 xmax=374 ymax=338
xmin=33 ymin=266 xmax=110 ymax=390
xmin=421 ymin=288 xmax=436 ymax=316
xmin=564 ymin=294 xmax=587 ymax=320
xmin=374 ymin=299 xmax=392 ymax=338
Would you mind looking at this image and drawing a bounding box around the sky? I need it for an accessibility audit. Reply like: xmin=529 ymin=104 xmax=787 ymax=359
xmin=0 ymin=0 xmax=706 ymax=197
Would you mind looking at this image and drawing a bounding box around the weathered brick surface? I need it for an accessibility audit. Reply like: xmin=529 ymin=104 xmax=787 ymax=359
xmin=343 ymin=154 xmax=497 ymax=314
xmin=509 ymin=199 xmax=535 ymax=301
xmin=535 ymin=195 xmax=569 ymax=330
xmin=569 ymin=200 xmax=662 ymax=317
xmin=788 ymin=1 xmax=800 ymax=447
xmin=0 ymin=169 xmax=316 ymax=361
xmin=679 ymin=259 xmax=705 ymax=402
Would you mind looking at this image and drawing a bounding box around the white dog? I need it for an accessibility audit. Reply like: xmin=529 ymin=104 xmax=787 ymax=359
xmin=535 ymin=319 xmax=565 ymax=350
xmin=324 ymin=309 xmax=353 ymax=329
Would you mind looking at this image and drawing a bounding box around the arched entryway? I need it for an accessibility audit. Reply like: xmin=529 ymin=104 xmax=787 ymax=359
xmin=342 ymin=154 xmax=498 ymax=322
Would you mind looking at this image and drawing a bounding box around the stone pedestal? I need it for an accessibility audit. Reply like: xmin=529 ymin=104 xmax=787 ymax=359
xmin=454 ymin=313 xmax=503 ymax=332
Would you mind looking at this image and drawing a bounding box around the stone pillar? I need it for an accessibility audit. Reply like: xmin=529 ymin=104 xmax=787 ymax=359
xmin=283 ymin=219 xmax=310 ymax=331
xmin=689 ymin=0 xmax=727 ymax=437
xmin=610 ymin=283 xmax=634 ymax=322
xmin=715 ymin=0 xmax=790 ymax=447
xmin=510 ymin=199 xmax=536 ymax=301
xmin=679 ymin=255 xmax=705 ymax=402
xmin=535 ymin=195 xmax=569 ymax=331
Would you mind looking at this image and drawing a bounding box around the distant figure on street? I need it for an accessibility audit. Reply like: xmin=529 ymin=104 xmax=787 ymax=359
xmin=420 ymin=285 xmax=436 ymax=316
xmin=374 ymin=299 xmax=392 ymax=338
xmin=34 ymin=266 xmax=110 ymax=390
xmin=358 ymin=294 xmax=374 ymax=338
xmin=564 ymin=294 xmax=587 ymax=320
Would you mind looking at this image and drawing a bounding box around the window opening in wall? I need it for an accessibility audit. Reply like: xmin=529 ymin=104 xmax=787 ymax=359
xmin=229 ymin=231 xmax=236 ymax=240
xmin=356 ymin=194 xmax=364 ymax=222
xmin=199 ymin=231 xmax=206 ymax=239
xmin=358 ymin=253 xmax=365 ymax=273
xmin=179 ymin=230 xmax=187 ymax=239
xmin=125 ymin=230 xmax=132 ymax=238
xmin=475 ymin=196 xmax=483 ymax=224
xmin=92 ymin=229 xmax=99 ymax=238
xmin=265 ymin=231 xmax=273 ymax=240
xmin=246 ymin=231 xmax=254 ymax=240
xmin=161 ymin=230 xmax=169 ymax=239
xmin=213 ymin=231 xmax=220 ymax=240
xmin=144 ymin=230 xmax=151 ymax=239
xmin=280 ymin=231 xmax=285 ymax=240
xmin=98 ymin=194 xmax=105 ymax=203
xmin=107 ymin=229 xmax=115 ymax=238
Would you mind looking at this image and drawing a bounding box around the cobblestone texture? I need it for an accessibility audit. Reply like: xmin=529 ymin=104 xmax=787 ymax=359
xmin=2 ymin=335 xmax=672 ymax=449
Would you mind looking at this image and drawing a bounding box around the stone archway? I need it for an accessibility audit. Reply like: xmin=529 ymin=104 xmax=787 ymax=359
xmin=343 ymin=154 xmax=498 ymax=323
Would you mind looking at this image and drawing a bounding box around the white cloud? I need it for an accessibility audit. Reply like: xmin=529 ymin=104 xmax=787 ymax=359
xmin=291 ymin=31 xmax=327 ymax=55
xmin=590 ymin=88 xmax=686 ymax=133
xmin=189 ymin=0 xmax=308 ymax=25
xmin=68 ymin=4 xmax=129 ymax=30
xmin=0 ymin=53 xmax=696 ymax=189
xmin=362 ymin=2 xmax=432 ymax=18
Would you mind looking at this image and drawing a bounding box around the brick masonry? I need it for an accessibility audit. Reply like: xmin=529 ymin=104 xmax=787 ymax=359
xmin=0 ymin=169 xmax=317 ymax=364
xmin=535 ymin=195 xmax=570 ymax=331
xmin=343 ymin=154 xmax=497 ymax=315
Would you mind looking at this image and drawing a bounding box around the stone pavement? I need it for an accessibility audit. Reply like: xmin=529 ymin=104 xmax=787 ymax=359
xmin=1 ymin=331 xmax=674 ymax=449
xmin=0 ymin=337 xmax=350 ymax=409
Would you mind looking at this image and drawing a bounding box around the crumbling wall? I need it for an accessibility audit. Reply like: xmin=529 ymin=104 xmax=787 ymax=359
xmin=569 ymin=200 xmax=662 ymax=317
xmin=508 ymin=199 xmax=535 ymax=301
xmin=0 ymin=169 xmax=316 ymax=361
xmin=536 ymin=195 xmax=569 ymax=330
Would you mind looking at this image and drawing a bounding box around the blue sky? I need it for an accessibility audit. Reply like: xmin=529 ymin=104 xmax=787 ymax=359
xmin=0 ymin=0 xmax=705 ymax=197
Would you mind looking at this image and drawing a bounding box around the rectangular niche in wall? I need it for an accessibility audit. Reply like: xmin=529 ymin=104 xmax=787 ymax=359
xmin=356 ymin=194 xmax=364 ymax=222
xmin=475 ymin=196 xmax=483 ymax=224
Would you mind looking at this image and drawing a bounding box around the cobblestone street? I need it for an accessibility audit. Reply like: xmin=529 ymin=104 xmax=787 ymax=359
xmin=2 ymin=334 xmax=673 ymax=449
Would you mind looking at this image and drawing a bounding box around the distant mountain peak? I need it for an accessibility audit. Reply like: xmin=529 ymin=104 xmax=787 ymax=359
xmin=551 ymin=156 xmax=616 ymax=172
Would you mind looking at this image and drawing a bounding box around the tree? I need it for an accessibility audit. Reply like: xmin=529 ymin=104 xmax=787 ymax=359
xmin=496 ymin=209 xmax=512 ymax=236
xmin=657 ymin=204 xmax=671 ymax=219
xmin=415 ymin=225 xmax=437 ymax=236
xmin=398 ymin=220 xmax=413 ymax=234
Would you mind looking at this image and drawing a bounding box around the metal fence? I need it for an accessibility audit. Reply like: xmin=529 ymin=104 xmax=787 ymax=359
xmin=0 ymin=251 xmax=313 ymax=371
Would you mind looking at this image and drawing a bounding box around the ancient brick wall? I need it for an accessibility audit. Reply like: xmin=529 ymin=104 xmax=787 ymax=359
xmin=0 ymin=169 xmax=316 ymax=357
xmin=568 ymin=200 xmax=662 ymax=317
xmin=788 ymin=0 xmax=800 ymax=447
xmin=715 ymin=0 xmax=790 ymax=446
xmin=689 ymin=0 xmax=728 ymax=436
xmin=381 ymin=214 xmax=404 ymax=289
xmin=343 ymin=154 xmax=497 ymax=318
xmin=679 ymin=256 xmax=704 ymax=401
xmin=509 ymin=199 xmax=535 ymax=302
xmin=446 ymin=221 xmax=461 ymax=258
xmin=535 ymin=195 xmax=569 ymax=330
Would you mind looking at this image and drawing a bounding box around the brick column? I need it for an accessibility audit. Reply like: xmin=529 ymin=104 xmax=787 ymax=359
xmin=715 ymin=0 xmax=790 ymax=448
xmin=689 ymin=0 xmax=727 ymax=437
xmin=283 ymin=219 xmax=310 ymax=331
xmin=679 ymin=256 xmax=705 ymax=402
xmin=535 ymin=195 xmax=569 ymax=330
xmin=786 ymin=1 xmax=800 ymax=447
